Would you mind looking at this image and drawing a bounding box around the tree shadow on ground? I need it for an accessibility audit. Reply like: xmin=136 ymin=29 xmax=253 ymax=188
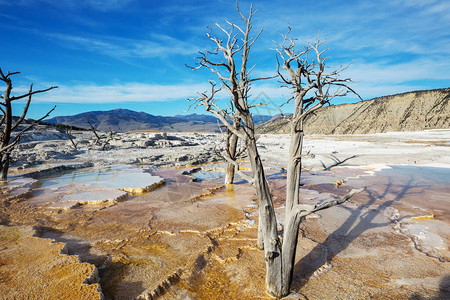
xmin=33 ymin=226 xmax=146 ymax=299
xmin=33 ymin=226 xmax=108 ymax=265
xmin=320 ymin=154 xmax=358 ymax=171
xmin=291 ymin=175 xmax=424 ymax=292
xmin=411 ymin=274 xmax=450 ymax=299
xmin=99 ymin=259 xmax=145 ymax=300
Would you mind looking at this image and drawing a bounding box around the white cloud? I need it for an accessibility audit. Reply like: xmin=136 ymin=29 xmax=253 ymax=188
xmin=344 ymin=58 xmax=450 ymax=85
xmin=26 ymin=82 xmax=211 ymax=104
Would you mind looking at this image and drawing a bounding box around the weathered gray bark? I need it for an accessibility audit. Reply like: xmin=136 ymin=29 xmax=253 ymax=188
xmin=281 ymin=113 xmax=305 ymax=294
xmin=238 ymin=110 xmax=282 ymax=294
xmin=225 ymin=163 xmax=235 ymax=184
xmin=247 ymin=135 xmax=282 ymax=296
xmin=0 ymin=68 xmax=57 ymax=180
xmin=225 ymin=130 xmax=238 ymax=184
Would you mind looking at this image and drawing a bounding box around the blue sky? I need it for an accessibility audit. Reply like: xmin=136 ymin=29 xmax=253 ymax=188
xmin=1 ymin=0 xmax=449 ymax=119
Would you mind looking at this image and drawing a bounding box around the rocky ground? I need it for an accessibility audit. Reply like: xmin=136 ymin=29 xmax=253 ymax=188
xmin=0 ymin=126 xmax=449 ymax=299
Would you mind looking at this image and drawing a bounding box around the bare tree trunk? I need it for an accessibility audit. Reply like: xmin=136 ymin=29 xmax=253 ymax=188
xmin=66 ymin=129 xmax=78 ymax=150
xmin=225 ymin=131 xmax=238 ymax=184
xmin=285 ymin=122 xmax=303 ymax=210
xmin=0 ymin=77 xmax=13 ymax=180
xmin=225 ymin=162 xmax=235 ymax=184
xmin=0 ymin=152 xmax=10 ymax=180
xmin=257 ymin=213 xmax=264 ymax=249
xmin=281 ymin=209 xmax=303 ymax=295
xmin=281 ymin=97 xmax=305 ymax=293
xmin=246 ymin=136 xmax=283 ymax=297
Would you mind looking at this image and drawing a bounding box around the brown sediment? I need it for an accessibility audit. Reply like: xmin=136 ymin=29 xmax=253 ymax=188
xmin=120 ymin=178 xmax=166 ymax=194
xmin=0 ymin=165 xmax=448 ymax=299
xmin=0 ymin=225 xmax=102 ymax=299
xmin=404 ymin=140 xmax=450 ymax=147
xmin=410 ymin=215 xmax=435 ymax=220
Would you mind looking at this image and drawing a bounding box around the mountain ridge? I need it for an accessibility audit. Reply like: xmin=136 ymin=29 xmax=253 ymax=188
xmin=47 ymin=109 xmax=273 ymax=132
xmin=257 ymin=88 xmax=450 ymax=134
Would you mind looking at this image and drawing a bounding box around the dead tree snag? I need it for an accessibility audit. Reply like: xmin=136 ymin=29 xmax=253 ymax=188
xmin=0 ymin=68 xmax=57 ymax=179
xmin=190 ymin=5 xmax=364 ymax=298
xmin=187 ymin=2 xmax=272 ymax=184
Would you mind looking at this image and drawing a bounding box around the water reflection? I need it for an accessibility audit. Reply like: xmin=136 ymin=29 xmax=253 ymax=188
xmin=191 ymin=171 xmax=225 ymax=182
xmin=41 ymin=165 xmax=163 ymax=191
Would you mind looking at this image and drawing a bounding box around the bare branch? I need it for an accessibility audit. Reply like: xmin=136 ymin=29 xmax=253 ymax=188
xmin=87 ymin=117 xmax=101 ymax=144
xmin=0 ymin=106 xmax=56 ymax=154
xmin=0 ymin=106 xmax=5 ymax=125
xmin=248 ymin=102 xmax=270 ymax=109
xmin=291 ymin=187 xmax=366 ymax=219
xmin=101 ymin=128 xmax=114 ymax=150
xmin=11 ymin=83 xmax=33 ymax=132
xmin=0 ymin=68 xmax=20 ymax=81
xmin=188 ymin=81 xmax=246 ymax=139
xmin=10 ymin=86 xmax=58 ymax=101
xmin=66 ymin=128 xmax=78 ymax=150
xmin=310 ymin=187 xmax=366 ymax=213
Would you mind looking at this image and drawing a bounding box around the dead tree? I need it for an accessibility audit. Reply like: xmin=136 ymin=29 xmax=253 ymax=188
xmin=273 ymin=28 xmax=363 ymax=296
xmin=65 ymin=127 xmax=77 ymax=149
xmin=218 ymin=117 xmax=247 ymax=184
xmin=0 ymin=68 xmax=57 ymax=180
xmin=224 ymin=118 xmax=241 ymax=184
xmin=101 ymin=128 xmax=114 ymax=150
xmin=87 ymin=117 xmax=101 ymax=145
xmin=187 ymin=3 xmax=270 ymax=184
xmin=190 ymin=6 xmax=364 ymax=298
xmin=86 ymin=118 xmax=113 ymax=150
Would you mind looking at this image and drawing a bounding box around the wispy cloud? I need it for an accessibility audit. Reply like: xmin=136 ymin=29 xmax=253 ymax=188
xmin=0 ymin=0 xmax=136 ymax=11
xmin=256 ymin=0 xmax=449 ymax=59
xmin=2 ymin=0 xmax=448 ymax=114
xmin=78 ymin=0 xmax=135 ymax=11
xmin=47 ymin=32 xmax=198 ymax=60
xmin=347 ymin=59 xmax=450 ymax=85
xmin=25 ymin=82 xmax=211 ymax=104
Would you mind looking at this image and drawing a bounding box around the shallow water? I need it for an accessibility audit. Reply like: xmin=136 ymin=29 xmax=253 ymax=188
xmin=378 ymin=165 xmax=450 ymax=186
xmin=191 ymin=171 xmax=225 ymax=181
xmin=345 ymin=165 xmax=450 ymax=218
xmin=41 ymin=165 xmax=163 ymax=190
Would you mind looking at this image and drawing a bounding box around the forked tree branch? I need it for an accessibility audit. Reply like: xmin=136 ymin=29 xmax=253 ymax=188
xmin=9 ymin=86 xmax=58 ymax=101
xmin=290 ymin=187 xmax=366 ymax=219
xmin=87 ymin=117 xmax=101 ymax=144
xmin=274 ymin=29 xmax=362 ymax=127
xmin=0 ymin=106 xmax=56 ymax=154
xmin=215 ymin=145 xmax=254 ymax=184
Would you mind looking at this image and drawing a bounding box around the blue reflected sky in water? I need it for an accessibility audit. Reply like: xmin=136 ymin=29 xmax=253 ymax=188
xmin=378 ymin=166 xmax=450 ymax=186
xmin=191 ymin=171 xmax=225 ymax=182
xmin=41 ymin=165 xmax=161 ymax=189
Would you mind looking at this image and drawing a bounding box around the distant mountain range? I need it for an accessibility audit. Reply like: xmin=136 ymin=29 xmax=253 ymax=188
xmin=46 ymin=109 xmax=274 ymax=132
xmin=258 ymin=88 xmax=450 ymax=134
